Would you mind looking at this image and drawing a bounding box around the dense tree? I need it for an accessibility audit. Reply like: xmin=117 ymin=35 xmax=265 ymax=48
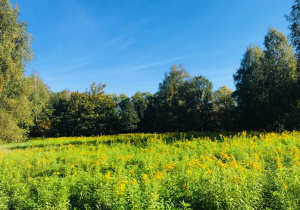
xmin=50 ymin=90 xmax=71 ymax=136
xmin=263 ymin=28 xmax=297 ymax=129
xmin=233 ymin=45 xmax=265 ymax=129
xmin=286 ymin=0 xmax=300 ymax=62
xmin=0 ymin=0 xmax=33 ymax=141
xmin=131 ymin=91 xmax=152 ymax=132
xmin=69 ymin=83 xmax=118 ymax=136
xmin=285 ymin=0 xmax=300 ymax=129
xmin=115 ymin=94 xmax=139 ymax=133
xmin=152 ymin=65 xmax=216 ymax=132
xmin=142 ymin=94 xmax=159 ymax=133
xmin=48 ymin=83 xmax=119 ymax=137
xmin=156 ymin=64 xmax=190 ymax=131
xmin=233 ymin=28 xmax=297 ymax=130
xmin=181 ymin=76 xmax=214 ymax=131
xmin=28 ymin=72 xmax=51 ymax=137
xmin=213 ymin=86 xmax=235 ymax=130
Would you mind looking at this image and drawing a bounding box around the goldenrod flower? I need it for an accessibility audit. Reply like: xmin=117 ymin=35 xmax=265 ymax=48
xmin=153 ymin=171 xmax=164 ymax=180
xmin=131 ymin=178 xmax=137 ymax=185
xmin=105 ymin=171 xmax=111 ymax=180
xmin=119 ymin=181 xmax=127 ymax=193
xmin=216 ymin=161 xmax=226 ymax=168
xmin=162 ymin=162 xmax=176 ymax=170
xmin=282 ymin=182 xmax=288 ymax=191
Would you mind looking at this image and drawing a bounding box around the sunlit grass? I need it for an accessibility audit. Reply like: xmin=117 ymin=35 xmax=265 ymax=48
xmin=0 ymin=132 xmax=300 ymax=209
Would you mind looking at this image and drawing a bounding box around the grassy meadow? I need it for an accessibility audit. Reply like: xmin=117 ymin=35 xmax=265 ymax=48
xmin=0 ymin=132 xmax=300 ymax=209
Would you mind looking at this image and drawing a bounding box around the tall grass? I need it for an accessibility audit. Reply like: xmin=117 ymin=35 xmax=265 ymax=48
xmin=0 ymin=131 xmax=300 ymax=209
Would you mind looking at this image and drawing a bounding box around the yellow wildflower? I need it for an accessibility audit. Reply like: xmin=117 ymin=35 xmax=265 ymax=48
xmin=153 ymin=171 xmax=164 ymax=180
xmin=207 ymin=169 xmax=213 ymax=174
xmin=131 ymin=178 xmax=137 ymax=185
xmin=119 ymin=181 xmax=127 ymax=193
xmin=282 ymin=182 xmax=288 ymax=191
xmin=216 ymin=161 xmax=226 ymax=168
xmin=220 ymin=152 xmax=230 ymax=160
xmin=252 ymin=162 xmax=265 ymax=171
xmin=105 ymin=171 xmax=111 ymax=180
xmin=162 ymin=162 xmax=176 ymax=170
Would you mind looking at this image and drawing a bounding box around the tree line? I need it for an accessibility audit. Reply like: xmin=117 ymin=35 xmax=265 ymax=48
xmin=1 ymin=0 xmax=300 ymax=141
xmin=30 ymin=66 xmax=235 ymax=137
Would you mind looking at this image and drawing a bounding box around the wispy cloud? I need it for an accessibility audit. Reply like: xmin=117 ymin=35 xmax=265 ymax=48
xmin=50 ymin=39 xmax=135 ymax=73
xmin=124 ymin=56 xmax=184 ymax=72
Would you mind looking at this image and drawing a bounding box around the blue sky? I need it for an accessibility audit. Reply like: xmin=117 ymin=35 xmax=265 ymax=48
xmin=12 ymin=0 xmax=294 ymax=96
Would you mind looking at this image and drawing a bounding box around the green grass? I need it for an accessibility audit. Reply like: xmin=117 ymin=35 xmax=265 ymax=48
xmin=0 ymin=132 xmax=300 ymax=209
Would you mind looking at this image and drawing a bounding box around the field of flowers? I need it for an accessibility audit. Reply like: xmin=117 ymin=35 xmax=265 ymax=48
xmin=0 ymin=132 xmax=300 ymax=209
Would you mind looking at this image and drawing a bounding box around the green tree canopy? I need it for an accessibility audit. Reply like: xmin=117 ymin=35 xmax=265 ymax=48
xmin=69 ymin=82 xmax=118 ymax=136
xmin=0 ymin=0 xmax=33 ymax=141
xmin=233 ymin=27 xmax=297 ymax=130
xmin=286 ymin=0 xmax=300 ymax=60
xmin=181 ymin=76 xmax=214 ymax=131
xmin=131 ymin=91 xmax=152 ymax=132
xmin=213 ymin=86 xmax=235 ymax=130
xmin=28 ymin=72 xmax=51 ymax=137
xmin=156 ymin=64 xmax=190 ymax=131
xmin=117 ymin=94 xmax=139 ymax=133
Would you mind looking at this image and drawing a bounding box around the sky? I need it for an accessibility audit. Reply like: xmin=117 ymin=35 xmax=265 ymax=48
xmin=11 ymin=0 xmax=294 ymax=96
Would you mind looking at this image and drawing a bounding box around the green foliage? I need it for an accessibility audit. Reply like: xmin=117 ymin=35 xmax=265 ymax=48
xmin=263 ymin=28 xmax=298 ymax=129
xmin=233 ymin=27 xmax=298 ymax=130
xmin=1 ymin=132 xmax=300 ymax=209
xmin=131 ymin=91 xmax=152 ymax=132
xmin=286 ymin=0 xmax=300 ymax=59
xmin=233 ymin=45 xmax=264 ymax=129
xmin=116 ymin=94 xmax=140 ymax=133
xmin=69 ymin=82 xmax=118 ymax=136
xmin=155 ymin=65 xmax=215 ymax=132
xmin=156 ymin=64 xmax=190 ymax=132
xmin=0 ymin=0 xmax=34 ymax=142
xmin=181 ymin=76 xmax=214 ymax=131
xmin=0 ymin=110 xmax=24 ymax=141
xmin=28 ymin=72 xmax=51 ymax=137
xmin=213 ymin=86 xmax=235 ymax=130
xmin=48 ymin=83 xmax=119 ymax=137
xmin=141 ymin=94 xmax=159 ymax=133
xmin=49 ymin=90 xmax=71 ymax=137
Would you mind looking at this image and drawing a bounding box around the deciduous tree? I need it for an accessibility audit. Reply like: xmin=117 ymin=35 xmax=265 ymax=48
xmin=116 ymin=93 xmax=139 ymax=133
xmin=213 ymin=86 xmax=235 ymax=130
xmin=0 ymin=0 xmax=33 ymax=141
xmin=233 ymin=28 xmax=297 ymax=130
xmin=156 ymin=64 xmax=190 ymax=131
